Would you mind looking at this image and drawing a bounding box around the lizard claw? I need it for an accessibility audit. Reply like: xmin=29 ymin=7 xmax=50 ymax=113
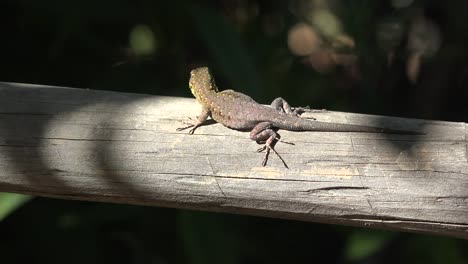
xmin=177 ymin=124 xmax=200 ymax=135
xmin=177 ymin=116 xmax=202 ymax=134
xmin=188 ymin=127 xmax=196 ymax=135
xmin=279 ymin=140 xmax=295 ymax=145
xmin=259 ymin=144 xmax=289 ymax=169
xmin=274 ymin=135 xmax=294 ymax=145
xmin=176 ymin=124 xmax=194 ymax=132
xmin=261 ymin=147 xmax=270 ymax=166
xmin=270 ymin=146 xmax=289 ymax=169
xmin=257 ymin=145 xmax=266 ymax=152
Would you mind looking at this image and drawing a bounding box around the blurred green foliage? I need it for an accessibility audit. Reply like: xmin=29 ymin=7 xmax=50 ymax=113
xmin=345 ymin=230 xmax=396 ymax=261
xmin=0 ymin=193 xmax=32 ymax=221
xmin=1 ymin=0 xmax=468 ymax=263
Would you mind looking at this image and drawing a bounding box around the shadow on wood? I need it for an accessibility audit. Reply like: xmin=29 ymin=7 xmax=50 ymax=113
xmin=0 ymin=82 xmax=467 ymax=239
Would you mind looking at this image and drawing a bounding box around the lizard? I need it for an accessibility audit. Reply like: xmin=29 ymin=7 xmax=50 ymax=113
xmin=177 ymin=67 xmax=417 ymax=168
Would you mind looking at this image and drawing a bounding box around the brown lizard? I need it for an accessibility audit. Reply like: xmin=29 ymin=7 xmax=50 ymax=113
xmin=177 ymin=67 xmax=417 ymax=168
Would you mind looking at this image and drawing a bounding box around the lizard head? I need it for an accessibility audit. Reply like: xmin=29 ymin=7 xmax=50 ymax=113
xmin=189 ymin=67 xmax=219 ymax=99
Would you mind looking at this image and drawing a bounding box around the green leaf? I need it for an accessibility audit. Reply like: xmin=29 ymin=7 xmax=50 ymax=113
xmin=0 ymin=192 xmax=33 ymax=221
xmin=345 ymin=230 xmax=395 ymax=261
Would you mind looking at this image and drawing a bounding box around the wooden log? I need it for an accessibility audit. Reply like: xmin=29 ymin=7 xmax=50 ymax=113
xmin=0 ymin=82 xmax=466 ymax=239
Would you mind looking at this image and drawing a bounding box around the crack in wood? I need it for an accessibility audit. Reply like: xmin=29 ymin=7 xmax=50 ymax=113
xmin=340 ymin=215 xmax=468 ymax=227
xmin=298 ymin=186 xmax=369 ymax=193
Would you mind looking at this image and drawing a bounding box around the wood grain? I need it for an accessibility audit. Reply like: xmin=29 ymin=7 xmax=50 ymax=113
xmin=0 ymin=82 xmax=467 ymax=238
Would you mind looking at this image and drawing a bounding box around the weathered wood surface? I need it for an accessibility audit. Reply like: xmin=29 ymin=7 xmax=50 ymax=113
xmin=0 ymin=82 xmax=467 ymax=239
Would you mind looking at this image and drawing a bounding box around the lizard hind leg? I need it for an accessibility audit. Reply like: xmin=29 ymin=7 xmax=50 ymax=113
xmin=270 ymin=97 xmax=312 ymax=118
xmin=249 ymin=122 xmax=289 ymax=168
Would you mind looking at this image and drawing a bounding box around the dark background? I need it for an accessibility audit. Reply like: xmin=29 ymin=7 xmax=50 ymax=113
xmin=1 ymin=0 xmax=467 ymax=263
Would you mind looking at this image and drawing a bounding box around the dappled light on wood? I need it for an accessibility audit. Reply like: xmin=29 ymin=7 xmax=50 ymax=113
xmin=0 ymin=82 xmax=467 ymax=239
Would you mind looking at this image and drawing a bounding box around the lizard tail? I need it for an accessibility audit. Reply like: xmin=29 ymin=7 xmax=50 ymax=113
xmin=276 ymin=118 xmax=421 ymax=135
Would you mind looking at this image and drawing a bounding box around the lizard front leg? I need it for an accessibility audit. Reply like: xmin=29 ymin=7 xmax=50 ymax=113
xmin=176 ymin=108 xmax=210 ymax=134
xmin=270 ymin=97 xmax=312 ymax=118
xmin=249 ymin=122 xmax=288 ymax=168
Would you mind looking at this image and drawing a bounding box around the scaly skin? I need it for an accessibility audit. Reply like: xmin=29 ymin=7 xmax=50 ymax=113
xmin=178 ymin=67 xmax=415 ymax=168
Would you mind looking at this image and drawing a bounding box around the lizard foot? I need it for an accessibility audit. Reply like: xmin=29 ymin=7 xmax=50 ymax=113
xmin=258 ymin=145 xmax=289 ymax=169
xmin=294 ymin=106 xmax=331 ymax=119
xmin=176 ymin=125 xmax=199 ymax=134
xmin=176 ymin=124 xmax=197 ymax=134
xmin=249 ymin=122 xmax=288 ymax=168
xmin=176 ymin=117 xmax=193 ymax=130
xmin=176 ymin=124 xmax=193 ymax=131
xmin=176 ymin=117 xmax=201 ymax=134
xmin=295 ymin=107 xmax=317 ymax=120
xmin=292 ymin=106 xmax=310 ymax=116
